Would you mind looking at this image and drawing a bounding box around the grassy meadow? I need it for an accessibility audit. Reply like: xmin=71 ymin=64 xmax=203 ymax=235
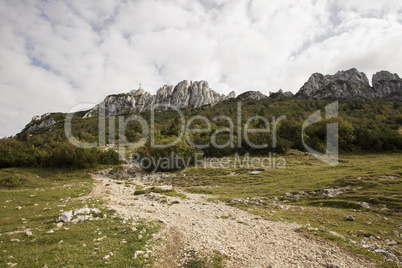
xmin=0 ymin=168 xmax=159 ymax=267
xmin=167 ymin=152 xmax=401 ymax=267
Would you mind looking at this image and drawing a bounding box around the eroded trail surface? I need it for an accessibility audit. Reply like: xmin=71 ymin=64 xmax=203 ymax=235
xmin=92 ymin=173 xmax=375 ymax=268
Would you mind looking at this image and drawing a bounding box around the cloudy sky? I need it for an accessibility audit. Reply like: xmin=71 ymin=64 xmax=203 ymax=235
xmin=1 ymin=0 xmax=402 ymax=137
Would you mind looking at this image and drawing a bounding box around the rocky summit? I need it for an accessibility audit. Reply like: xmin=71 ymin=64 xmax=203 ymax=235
xmin=84 ymin=80 xmax=236 ymax=118
xmin=296 ymin=68 xmax=402 ymax=99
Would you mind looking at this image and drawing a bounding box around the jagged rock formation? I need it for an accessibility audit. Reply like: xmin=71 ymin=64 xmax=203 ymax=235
xmin=372 ymin=71 xmax=402 ymax=98
xmin=296 ymin=68 xmax=401 ymax=99
xmin=237 ymin=91 xmax=268 ymax=101
xmin=84 ymin=80 xmax=235 ymax=118
xmin=269 ymin=89 xmax=294 ymax=99
xmin=22 ymin=113 xmax=56 ymax=133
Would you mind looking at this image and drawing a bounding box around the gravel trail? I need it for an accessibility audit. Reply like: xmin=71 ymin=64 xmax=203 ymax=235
xmin=92 ymin=175 xmax=375 ymax=268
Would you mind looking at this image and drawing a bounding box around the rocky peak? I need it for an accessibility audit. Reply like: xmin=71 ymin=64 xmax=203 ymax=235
xmin=84 ymin=80 xmax=234 ymax=118
xmin=227 ymin=91 xmax=236 ymax=99
xmin=372 ymin=71 xmax=402 ymax=98
xmin=296 ymin=68 xmax=377 ymax=99
xmin=269 ymin=89 xmax=294 ymax=98
xmin=373 ymin=71 xmax=400 ymax=83
xmin=22 ymin=113 xmax=56 ymax=133
xmin=237 ymin=91 xmax=268 ymax=101
xmin=130 ymin=88 xmax=146 ymax=96
xmin=333 ymin=68 xmax=370 ymax=86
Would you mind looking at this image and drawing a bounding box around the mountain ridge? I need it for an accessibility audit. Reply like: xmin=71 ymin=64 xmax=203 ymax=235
xmin=21 ymin=68 xmax=401 ymax=134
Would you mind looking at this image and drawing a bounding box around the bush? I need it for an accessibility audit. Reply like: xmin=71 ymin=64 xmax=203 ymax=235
xmin=137 ymin=134 xmax=200 ymax=172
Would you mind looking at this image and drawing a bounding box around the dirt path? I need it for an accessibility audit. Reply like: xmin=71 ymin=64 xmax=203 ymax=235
xmin=91 ymin=175 xmax=375 ymax=268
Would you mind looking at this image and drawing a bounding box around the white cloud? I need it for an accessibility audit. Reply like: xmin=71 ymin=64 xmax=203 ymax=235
xmin=0 ymin=0 xmax=401 ymax=137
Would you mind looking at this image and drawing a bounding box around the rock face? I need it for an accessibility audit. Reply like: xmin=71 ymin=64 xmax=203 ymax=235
xmin=84 ymin=80 xmax=234 ymax=118
xmin=372 ymin=71 xmax=402 ymax=98
xmin=237 ymin=91 xmax=268 ymax=101
xmin=296 ymin=68 xmax=401 ymax=99
xmin=22 ymin=113 xmax=56 ymax=133
xmin=269 ymin=89 xmax=294 ymax=98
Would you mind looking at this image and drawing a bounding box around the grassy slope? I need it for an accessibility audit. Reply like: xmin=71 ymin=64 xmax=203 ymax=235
xmin=0 ymin=168 xmax=159 ymax=267
xmin=169 ymin=152 xmax=402 ymax=267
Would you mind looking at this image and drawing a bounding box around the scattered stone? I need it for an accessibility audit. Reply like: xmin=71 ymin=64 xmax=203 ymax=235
xmin=74 ymin=208 xmax=91 ymax=215
xmin=392 ymin=230 xmax=399 ymax=237
xmin=102 ymin=255 xmax=110 ymax=260
xmin=133 ymin=250 xmax=144 ymax=259
xmin=387 ymin=240 xmax=398 ymax=246
xmin=16 ymin=206 xmax=22 ymax=210
xmin=374 ymin=249 xmax=398 ymax=260
xmin=91 ymin=208 xmax=101 ymax=214
xmin=249 ymin=171 xmax=261 ymax=175
xmin=329 ymin=231 xmax=346 ymax=241
xmin=58 ymin=240 xmax=63 ymax=244
xmin=361 ymin=202 xmax=370 ymax=209
xmin=47 ymin=230 xmax=54 ymax=234
xmin=56 ymin=222 xmax=63 ymax=229
xmin=25 ymin=231 xmax=32 ymax=237
xmin=120 ymin=240 xmax=127 ymax=244
xmin=291 ymin=195 xmax=300 ymax=202
xmin=10 ymin=239 xmax=20 ymax=242
xmin=346 ymin=215 xmax=355 ymax=221
xmin=56 ymin=211 xmax=74 ymax=223
xmin=138 ymin=235 xmax=143 ymax=240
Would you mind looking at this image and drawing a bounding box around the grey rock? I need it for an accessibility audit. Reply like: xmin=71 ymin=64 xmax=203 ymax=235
xmin=329 ymin=231 xmax=346 ymax=241
xmin=237 ymin=91 xmax=268 ymax=101
xmin=372 ymin=71 xmax=402 ymax=98
xmin=56 ymin=210 xmax=74 ymax=223
xmin=269 ymin=89 xmax=294 ymax=98
xmin=291 ymin=195 xmax=301 ymax=202
xmin=22 ymin=113 xmax=56 ymax=133
xmin=387 ymin=240 xmax=398 ymax=246
xmin=227 ymin=91 xmax=236 ymax=98
xmin=296 ymin=68 xmax=402 ymax=99
xmin=91 ymin=208 xmax=102 ymax=214
xmin=133 ymin=250 xmax=144 ymax=259
xmin=346 ymin=215 xmax=355 ymax=221
xmin=74 ymin=208 xmax=91 ymax=215
xmin=374 ymin=249 xmax=398 ymax=260
xmin=84 ymin=80 xmax=233 ymax=118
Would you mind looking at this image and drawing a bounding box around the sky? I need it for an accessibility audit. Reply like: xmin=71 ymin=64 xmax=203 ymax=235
xmin=1 ymin=0 xmax=402 ymax=137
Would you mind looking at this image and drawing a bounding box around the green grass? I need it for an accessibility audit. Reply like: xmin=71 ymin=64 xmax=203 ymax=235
xmin=169 ymin=152 xmax=402 ymax=267
xmin=0 ymin=167 xmax=159 ymax=267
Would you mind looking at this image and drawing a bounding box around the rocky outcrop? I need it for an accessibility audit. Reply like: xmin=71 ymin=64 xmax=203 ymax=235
xmin=84 ymin=80 xmax=234 ymax=118
xmin=372 ymin=71 xmax=402 ymax=98
xmin=22 ymin=113 xmax=56 ymax=133
xmin=296 ymin=68 xmax=402 ymax=99
xmin=269 ymin=89 xmax=294 ymax=98
xmin=296 ymin=68 xmax=376 ymax=99
xmin=237 ymin=91 xmax=268 ymax=101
